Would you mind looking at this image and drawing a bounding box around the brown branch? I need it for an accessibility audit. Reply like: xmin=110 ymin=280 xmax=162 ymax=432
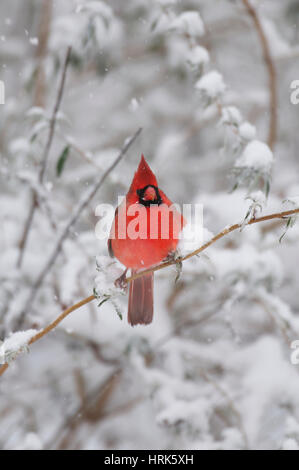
xmin=17 ymin=193 xmax=38 ymax=268
xmin=1 ymin=206 xmax=298 ymax=378
xmin=39 ymin=46 xmax=72 ymax=183
xmin=17 ymin=46 xmax=72 ymax=268
xmin=242 ymin=0 xmax=277 ymax=150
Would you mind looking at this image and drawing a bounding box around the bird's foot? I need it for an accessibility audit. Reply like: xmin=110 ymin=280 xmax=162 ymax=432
xmin=114 ymin=268 xmax=128 ymax=292
xmin=164 ymin=250 xmax=182 ymax=263
xmin=164 ymin=251 xmax=183 ymax=283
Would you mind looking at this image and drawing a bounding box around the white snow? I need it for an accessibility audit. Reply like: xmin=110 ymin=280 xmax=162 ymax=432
xmin=195 ymin=70 xmax=226 ymax=99
xmin=1 ymin=329 xmax=38 ymax=365
xmin=95 ymin=256 xmax=124 ymax=296
xmin=129 ymin=98 xmax=139 ymax=112
xmin=179 ymin=223 xmax=213 ymax=255
xmin=221 ymin=106 xmax=243 ymax=126
xmin=247 ymin=190 xmax=266 ymax=207
xmin=282 ymin=438 xmax=299 ymax=450
xmin=239 ymin=122 xmax=256 ymax=141
xmin=29 ymin=37 xmax=39 ymax=46
xmin=235 ymin=140 xmax=273 ymax=172
xmin=186 ymin=45 xmax=209 ymax=68
xmin=94 ymin=256 xmax=126 ymax=320
xmin=170 ymin=11 xmax=205 ymax=37
xmin=8 ymin=137 xmax=30 ymax=155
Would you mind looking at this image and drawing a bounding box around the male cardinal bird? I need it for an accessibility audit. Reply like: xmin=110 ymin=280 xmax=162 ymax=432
xmin=108 ymin=155 xmax=185 ymax=326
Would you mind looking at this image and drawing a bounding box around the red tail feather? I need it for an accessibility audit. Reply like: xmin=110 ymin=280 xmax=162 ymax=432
xmin=128 ymin=270 xmax=154 ymax=326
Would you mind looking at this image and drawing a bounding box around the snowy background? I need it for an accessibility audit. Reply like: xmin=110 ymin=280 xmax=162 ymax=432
xmin=0 ymin=0 xmax=299 ymax=450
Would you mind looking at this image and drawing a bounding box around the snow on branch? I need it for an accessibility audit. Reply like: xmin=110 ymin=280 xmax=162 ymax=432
xmin=94 ymin=256 xmax=126 ymax=320
xmin=0 ymin=329 xmax=39 ymax=365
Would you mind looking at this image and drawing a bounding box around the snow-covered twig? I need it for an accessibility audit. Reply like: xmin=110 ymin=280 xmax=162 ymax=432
xmin=17 ymin=46 xmax=72 ymax=268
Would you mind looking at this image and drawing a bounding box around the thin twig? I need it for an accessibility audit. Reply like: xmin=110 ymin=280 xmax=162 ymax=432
xmin=17 ymin=46 xmax=72 ymax=268
xmin=18 ymin=128 xmax=142 ymax=326
xmin=39 ymin=46 xmax=72 ymax=183
xmin=17 ymin=193 xmax=38 ymax=268
xmin=242 ymin=0 xmax=277 ymax=150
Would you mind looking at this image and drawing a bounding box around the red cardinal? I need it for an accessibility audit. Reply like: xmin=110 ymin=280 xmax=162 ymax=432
xmin=108 ymin=155 xmax=185 ymax=326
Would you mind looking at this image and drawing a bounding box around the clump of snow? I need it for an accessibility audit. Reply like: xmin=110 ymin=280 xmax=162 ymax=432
xmin=95 ymin=256 xmax=124 ymax=297
xmin=29 ymin=37 xmax=39 ymax=46
xmin=195 ymin=70 xmax=226 ymax=99
xmin=235 ymin=140 xmax=273 ymax=172
xmin=170 ymin=11 xmax=205 ymax=37
xmin=247 ymin=190 xmax=266 ymax=207
xmin=186 ymin=45 xmax=209 ymax=68
xmin=239 ymin=122 xmax=256 ymax=141
xmin=221 ymin=106 xmax=243 ymax=127
xmin=94 ymin=256 xmax=126 ymax=319
xmin=0 ymin=329 xmax=38 ymax=365
xmin=179 ymin=222 xmax=213 ymax=255
xmin=51 ymin=1 xmax=122 ymax=55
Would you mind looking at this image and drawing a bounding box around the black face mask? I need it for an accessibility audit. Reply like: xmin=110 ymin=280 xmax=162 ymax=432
xmin=137 ymin=185 xmax=162 ymax=207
